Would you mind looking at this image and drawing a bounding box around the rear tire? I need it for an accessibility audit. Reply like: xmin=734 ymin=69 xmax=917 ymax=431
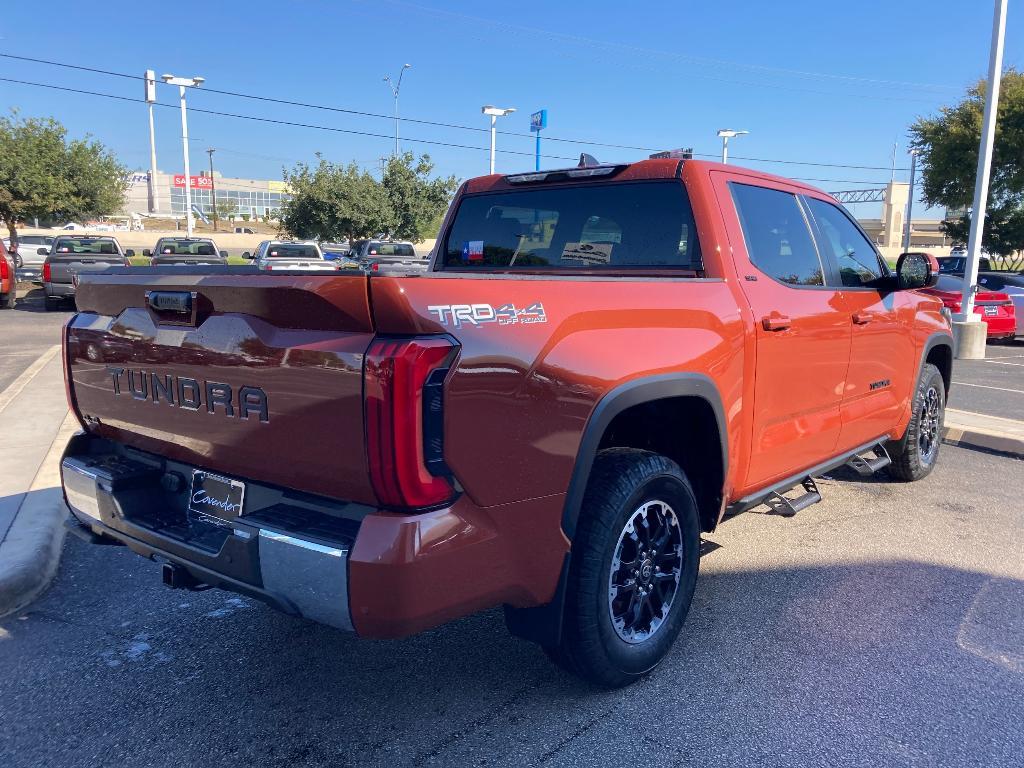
xmin=546 ymin=448 xmax=700 ymax=688
xmin=888 ymin=363 xmax=945 ymax=481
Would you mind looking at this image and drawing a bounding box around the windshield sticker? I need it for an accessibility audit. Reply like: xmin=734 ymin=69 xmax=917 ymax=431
xmin=461 ymin=240 xmax=485 ymax=262
xmin=561 ymin=242 xmax=612 ymax=265
xmin=427 ymin=302 xmax=547 ymax=328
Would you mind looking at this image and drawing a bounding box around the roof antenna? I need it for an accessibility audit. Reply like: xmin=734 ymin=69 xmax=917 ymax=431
xmin=578 ymin=153 xmax=600 ymax=168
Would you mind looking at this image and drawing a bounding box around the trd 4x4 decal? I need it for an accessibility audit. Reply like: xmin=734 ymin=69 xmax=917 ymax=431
xmin=427 ymin=303 xmax=547 ymax=328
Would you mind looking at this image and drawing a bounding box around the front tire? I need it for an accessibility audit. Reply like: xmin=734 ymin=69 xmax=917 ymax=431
xmin=888 ymin=363 xmax=945 ymax=481
xmin=546 ymin=448 xmax=700 ymax=688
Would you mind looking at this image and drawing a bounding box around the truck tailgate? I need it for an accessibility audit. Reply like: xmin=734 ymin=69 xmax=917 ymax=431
xmin=66 ymin=272 xmax=379 ymax=505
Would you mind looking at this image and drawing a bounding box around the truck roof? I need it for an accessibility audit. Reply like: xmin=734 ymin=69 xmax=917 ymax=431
xmin=465 ymin=158 xmax=830 ymax=200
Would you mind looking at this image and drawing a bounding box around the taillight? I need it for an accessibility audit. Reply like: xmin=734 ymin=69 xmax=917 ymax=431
xmin=364 ymin=336 xmax=458 ymax=509
xmin=62 ymin=321 xmax=85 ymax=428
xmin=42 ymin=261 xmax=51 ymax=282
xmin=371 ymin=262 xmax=379 ymax=272
xmin=0 ymin=255 xmax=7 ymax=280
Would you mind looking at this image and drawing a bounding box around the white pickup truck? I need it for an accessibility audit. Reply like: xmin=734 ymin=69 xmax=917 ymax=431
xmin=247 ymin=240 xmax=340 ymax=272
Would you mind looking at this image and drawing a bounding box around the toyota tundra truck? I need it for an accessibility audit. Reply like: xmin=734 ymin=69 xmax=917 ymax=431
xmin=60 ymin=157 xmax=953 ymax=687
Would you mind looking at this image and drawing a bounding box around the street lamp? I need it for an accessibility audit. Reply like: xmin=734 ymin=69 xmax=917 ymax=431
xmin=482 ymin=105 xmax=516 ymax=174
xmin=716 ymin=129 xmax=748 ymax=164
xmin=902 ymin=149 xmax=920 ymax=251
xmin=384 ymin=64 xmax=412 ymax=157
xmin=161 ymin=73 xmax=205 ymax=236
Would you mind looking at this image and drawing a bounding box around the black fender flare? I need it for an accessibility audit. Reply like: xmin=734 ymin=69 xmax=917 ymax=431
xmin=505 ymin=373 xmax=728 ymax=647
xmin=892 ymin=330 xmax=953 ymax=450
xmin=560 ymin=372 xmax=728 ymax=540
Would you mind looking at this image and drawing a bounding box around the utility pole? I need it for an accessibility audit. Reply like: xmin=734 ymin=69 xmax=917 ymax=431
xmin=902 ymin=149 xmax=919 ymax=251
xmin=955 ymin=0 xmax=1008 ymax=359
xmin=890 ymin=140 xmax=898 ymax=182
xmin=383 ymin=64 xmax=411 ymax=156
xmin=207 ymin=148 xmax=218 ymax=231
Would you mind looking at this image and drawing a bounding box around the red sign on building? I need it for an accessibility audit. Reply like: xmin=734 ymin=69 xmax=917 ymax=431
xmin=172 ymin=175 xmax=214 ymax=189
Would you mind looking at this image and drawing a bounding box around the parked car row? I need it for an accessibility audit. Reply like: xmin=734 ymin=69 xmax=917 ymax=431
xmin=932 ymin=253 xmax=1024 ymax=338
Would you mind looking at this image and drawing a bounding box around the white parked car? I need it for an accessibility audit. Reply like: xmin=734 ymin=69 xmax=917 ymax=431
xmin=248 ymin=240 xmax=339 ymax=272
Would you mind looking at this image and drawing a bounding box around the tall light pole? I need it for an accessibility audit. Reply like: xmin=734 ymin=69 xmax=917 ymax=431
xmin=716 ymin=129 xmax=748 ymax=164
xmin=902 ymin=149 xmax=920 ymax=251
xmin=956 ymin=0 xmax=1008 ymax=360
xmin=207 ymin=148 xmax=218 ymax=232
xmin=144 ymin=70 xmax=158 ymax=214
xmin=482 ymin=105 xmax=516 ymax=174
xmin=162 ymin=73 xmax=205 ymax=237
xmin=383 ymin=64 xmax=411 ymax=157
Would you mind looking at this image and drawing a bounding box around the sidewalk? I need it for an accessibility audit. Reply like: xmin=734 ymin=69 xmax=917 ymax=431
xmin=944 ymin=408 xmax=1024 ymax=458
xmin=0 ymin=346 xmax=74 ymax=616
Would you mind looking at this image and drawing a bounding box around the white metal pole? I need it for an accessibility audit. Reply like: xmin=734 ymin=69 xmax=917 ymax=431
xmin=148 ymin=103 xmax=158 ymax=214
xmin=960 ymin=0 xmax=1008 ymax=320
xmin=903 ymin=150 xmax=918 ymax=250
xmin=489 ymin=115 xmax=497 ymax=174
xmin=394 ymin=90 xmax=400 ymax=156
xmin=721 ymin=135 xmax=729 ymax=164
xmin=179 ymin=85 xmax=193 ymax=237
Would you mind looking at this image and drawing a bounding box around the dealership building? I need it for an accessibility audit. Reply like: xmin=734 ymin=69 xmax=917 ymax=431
xmin=122 ymin=171 xmax=291 ymax=220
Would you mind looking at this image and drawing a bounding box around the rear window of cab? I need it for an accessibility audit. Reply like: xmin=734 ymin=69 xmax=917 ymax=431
xmin=53 ymin=238 xmax=119 ymax=254
xmin=441 ymin=181 xmax=702 ymax=273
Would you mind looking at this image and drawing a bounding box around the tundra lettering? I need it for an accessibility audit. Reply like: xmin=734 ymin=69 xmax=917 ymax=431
xmin=105 ymin=366 xmax=268 ymax=422
xmin=64 ymin=158 xmax=953 ymax=688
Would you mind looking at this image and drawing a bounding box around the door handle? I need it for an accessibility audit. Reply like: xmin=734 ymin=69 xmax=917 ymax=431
xmin=852 ymin=312 xmax=872 ymax=325
xmin=761 ymin=314 xmax=792 ymax=332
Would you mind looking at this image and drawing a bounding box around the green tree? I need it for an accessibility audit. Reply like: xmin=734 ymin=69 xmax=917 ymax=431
xmin=0 ymin=111 xmax=128 ymax=248
xmin=909 ymin=68 xmax=1024 ymax=261
xmin=215 ymin=198 xmax=238 ymax=222
xmin=280 ymin=155 xmax=390 ymax=241
xmin=382 ymin=153 xmax=458 ymax=241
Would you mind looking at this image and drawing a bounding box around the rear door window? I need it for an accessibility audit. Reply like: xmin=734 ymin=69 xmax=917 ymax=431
xmin=442 ymin=181 xmax=702 ymax=272
xmin=729 ymin=183 xmax=825 ymax=287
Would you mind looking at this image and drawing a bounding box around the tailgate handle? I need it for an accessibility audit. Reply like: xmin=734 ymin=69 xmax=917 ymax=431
xmin=147 ymin=291 xmax=193 ymax=314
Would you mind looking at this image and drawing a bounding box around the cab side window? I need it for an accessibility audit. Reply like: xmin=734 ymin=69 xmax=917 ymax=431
xmin=730 ymin=183 xmax=825 ymax=287
xmin=805 ymin=198 xmax=886 ymax=288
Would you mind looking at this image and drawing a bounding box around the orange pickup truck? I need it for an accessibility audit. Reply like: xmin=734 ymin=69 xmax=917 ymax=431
xmin=61 ymin=157 xmax=952 ymax=687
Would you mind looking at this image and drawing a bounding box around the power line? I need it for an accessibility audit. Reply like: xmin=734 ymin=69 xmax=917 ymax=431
xmin=0 ymin=77 xmax=581 ymax=162
xmin=0 ymin=53 xmax=913 ymax=172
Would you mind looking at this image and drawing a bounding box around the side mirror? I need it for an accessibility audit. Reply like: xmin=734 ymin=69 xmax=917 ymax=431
xmin=142 ymin=249 xmax=152 ymax=257
xmin=37 ymin=247 xmax=49 ymax=256
xmin=897 ymin=252 xmax=939 ymax=290
xmin=220 ymin=250 xmax=229 ymax=259
xmin=125 ymin=249 xmax=135 ymax=257
xmin=241 ymin=251 xmax=252 ymax=260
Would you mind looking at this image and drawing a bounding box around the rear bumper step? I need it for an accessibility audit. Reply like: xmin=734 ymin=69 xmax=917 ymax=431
xmin=61 ymin=446 xmax=356 ymax=632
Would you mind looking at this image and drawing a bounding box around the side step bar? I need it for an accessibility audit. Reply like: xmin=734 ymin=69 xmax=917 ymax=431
xmin=845 ymin=444 xmax=892 ymax=477
xmin=726 ymin=438 xmax=895 ymax=519
xmin=763 ymin=477 xmax=821 ymax=517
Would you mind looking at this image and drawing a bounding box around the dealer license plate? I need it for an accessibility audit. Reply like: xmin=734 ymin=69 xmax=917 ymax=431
xmin=188 ymin=470 xmax=245 ymax=527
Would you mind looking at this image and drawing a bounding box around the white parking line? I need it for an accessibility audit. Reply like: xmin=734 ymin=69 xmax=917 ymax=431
xmin=982 ymin=360 xmax=1024 ymax=367
xmin=953 ymin=381 xmax=1024 ymax=395
xmin=0 ymin=345 xmax=61 ymax=414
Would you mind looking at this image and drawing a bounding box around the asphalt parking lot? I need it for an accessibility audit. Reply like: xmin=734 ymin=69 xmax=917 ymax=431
xmin=0 ymin=287 xmax=73 ymax=392
xmin=949 ymin=339 xmax=1024 ymax=418
xmin=1 ymin=444 xmax=1021 ymax=767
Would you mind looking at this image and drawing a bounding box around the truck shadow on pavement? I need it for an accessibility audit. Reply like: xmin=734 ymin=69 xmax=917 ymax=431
xmin=1 ymin=533 xmax=1021 ymax=767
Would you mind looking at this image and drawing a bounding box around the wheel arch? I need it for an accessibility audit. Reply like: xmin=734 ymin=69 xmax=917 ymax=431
xmin=562 ymin=373 xmax=728 ymax=540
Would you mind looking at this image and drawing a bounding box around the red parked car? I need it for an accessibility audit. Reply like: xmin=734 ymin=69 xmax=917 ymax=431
xmin=0 ymin=239 xmax=18 ymax=309
xmin=920 ymin=274 xmax=1016 ymax=340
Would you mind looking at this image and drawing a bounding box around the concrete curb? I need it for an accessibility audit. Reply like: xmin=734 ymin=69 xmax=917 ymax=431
xmin=944 ymin=408 xmax=1024 ymax=458
xmin=0 ymin=413 xmax=78 ymax=617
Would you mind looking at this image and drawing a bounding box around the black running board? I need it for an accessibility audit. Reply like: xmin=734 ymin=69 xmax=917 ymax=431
xmin=725 ymin=437 xmax=890 ymax=517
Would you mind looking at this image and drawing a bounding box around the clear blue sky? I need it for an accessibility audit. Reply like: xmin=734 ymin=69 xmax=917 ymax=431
xmin=1 ymin=0 xmax=1021 ymax=218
